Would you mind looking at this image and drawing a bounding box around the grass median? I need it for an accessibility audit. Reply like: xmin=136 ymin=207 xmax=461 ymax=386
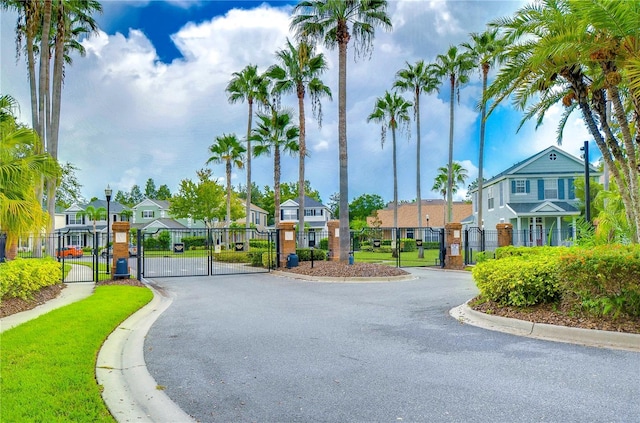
xmin=1 ymin=285 xmax=154 ymax=422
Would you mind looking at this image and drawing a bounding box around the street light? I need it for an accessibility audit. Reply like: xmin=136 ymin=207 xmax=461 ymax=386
xmin=105 ymin=185 xmax=112 ymax=273
xmin=425 ymin=214 xmax=430 ymax=227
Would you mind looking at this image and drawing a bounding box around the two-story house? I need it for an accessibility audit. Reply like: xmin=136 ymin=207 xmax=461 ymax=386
xmin=280 ymin=196 xmax=332 ymax=247
xmin=130 ymin=198 xmax=200 ymax=232
xmin=237 ymin=201 xmax=269 ymax=232
xmin=470 ymin=146 xmax=600 ymax=246
xmin=57 ymin=200 xmax=129 ymax=248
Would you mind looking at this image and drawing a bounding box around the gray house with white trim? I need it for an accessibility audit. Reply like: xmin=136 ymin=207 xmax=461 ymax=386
xmin=470 ymin=146 xmax=600 ymax=246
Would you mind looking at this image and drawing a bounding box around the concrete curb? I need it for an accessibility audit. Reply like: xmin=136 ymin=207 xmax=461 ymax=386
xmin=450 ymin=301 xmax=640 ymax=352
xmin=96 ymin=284 xmax=195 ymax=423
xmin=269 ymin=270 xmax=416 ymax=283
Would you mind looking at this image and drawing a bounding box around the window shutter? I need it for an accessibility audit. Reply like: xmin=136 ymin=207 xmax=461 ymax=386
xmin=525 ymin=180 xmax=530 ymax=193
xmin=568 ymin=178 xmax=575 ymax=199
xmin=66 ymin=215 xmax=69 ymax=224
xmin=511 ymin=180 xmax=516 ymax=193
xmin=558 ymin=178 xmax=565 ymax=199
xmin=280 ymin=209 xmax=283 ymax=221
xmin=537 ymin=179 xmax=544 ymax=200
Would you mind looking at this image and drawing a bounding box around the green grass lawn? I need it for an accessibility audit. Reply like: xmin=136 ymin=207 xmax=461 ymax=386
xmin=1 ymin=285 xmax=153 ymax=422
xmin=354 ymin=249 xmax=442 ymax=266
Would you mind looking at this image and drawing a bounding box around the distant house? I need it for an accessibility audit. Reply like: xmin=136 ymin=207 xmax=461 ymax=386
xmin=367 ymin=199 xmax=472 ymax=240
xmin=236 ymin=201 xmax=270 ymax=232
xmin=280 ymin=196 xmax=332 ymax=247
xmin=469 ymin=146 xmax=600 ymax=246
xmin=57 ymin=200 xmax=129 ymax=247
xmin=130 ymin=198 xmax=202 ymax=232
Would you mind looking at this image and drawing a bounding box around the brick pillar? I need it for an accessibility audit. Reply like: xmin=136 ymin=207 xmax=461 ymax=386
xmin=445 ymin=222 xmax=464 ymax=270
xmin=278 ymin=222 xmax=296 ymax=268
xmin=496 ymin=223 xmax=513 ymax=248
xmin=111 ymin=221 xmax=130 ymax=276
xmin=327 ymin=220 xmax=340 ymax=261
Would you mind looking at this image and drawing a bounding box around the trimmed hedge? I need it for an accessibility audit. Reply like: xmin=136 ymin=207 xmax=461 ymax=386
xmin=181 ymin=236 xmax=206 ymax=249
xmin=557 ymin=245 xmax=640 ymax=318
xmin=262 ymin=251 xmax=276 ymax=268
xmin=212 ymin=252 xmax=250 ymax=263
xmin=0 ymin=258 xmax=62 ymax=302
xmin=296 ymin=248 xmax=327 ymax=261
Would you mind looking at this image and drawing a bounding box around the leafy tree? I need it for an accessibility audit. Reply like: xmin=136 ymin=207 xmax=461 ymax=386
xmin=207 ymin=133 xmax=246 ymax=227
xmin=80 ymin=205 xmax=106 ymax=237
xmin=55 ymin=162 xmax=84 ymax=208
xmin=251 ymin=110 xmax=299 ymax=226
xmin=367 ymin=91 xmax=412 ymax=233
xmin=128 ymin=184 xmax=144 ymax=206
xmin=393 ymin=60 xmax=439 ymax=235
xmin=267 ymin=38 xmax=332 ymax=238
xmin=226 ymin=64 xmax=269 ymax=233
xmin=291 ymin=0 xmax=392 ymax=262
xmin=144 ymin=178 xmax=157 ymax=199
xmin=280 ymin=180 xmax=322 ymax=204
xmin=0 ymin=94 xmax=59 ymax=259
xmin=327 ymin=192 xmax=340 ymax=218
xmin=434 ymin=45 xmax=474 ymax=224
xmin=349 ymin=193 xmax=385 ymax=222
xmin=432 ymin=162 xmax=469 ymax=226
xmin=114 ymin=190 xmax=129 ymax=207
xmin=462 ymin=28 xmax=505 ymax=229
xmin=155 ymin=184 xmax=171 ymax=200
xmin=170 ymin=169 xmax=237 ymax=228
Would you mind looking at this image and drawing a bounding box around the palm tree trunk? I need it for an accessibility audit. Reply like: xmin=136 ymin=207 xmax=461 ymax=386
xmin=226 ymin=161 xmax=232 ymax=226
xmin=392 ymin=127 xmax=398 ymax=259
xmin=415 ymin=88 xmax=423 ymax=259
xmin=298 ymin=89 xmax=306 ymax=246
xmin=245 ymin=100 xmax=253 ymax=232
xmin=477 ymin=65 xmax=488 ymax=230
xmin=338 ymin=39 xmax=349 ymax=262
xmin=447 ymin=74 xmax=455 ymax=224
xmin=274 ymin=146 xmax=281 ymax=227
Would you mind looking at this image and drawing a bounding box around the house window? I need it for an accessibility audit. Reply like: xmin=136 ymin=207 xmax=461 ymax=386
xmin=282 ymin=209 xmax=298 ymax=220
xmin=304 ymin=209 xmax=315 ymax=217
xmin=499 ymin=182 xmax=504 ymax=207
xmin=68 ymin=213 xmax=83 ymax=225
xmin=515 ymin=180 xmax=526 ymax=194
xmin=544 ymin=179 xmax=558 ymax=199
xmin=487 ymin=187 xmax=494 ymax=210
xmin=142 ymin=210 xmax=155 ymax=219
xmin=406 ymin=229 xmax=414 ymax=239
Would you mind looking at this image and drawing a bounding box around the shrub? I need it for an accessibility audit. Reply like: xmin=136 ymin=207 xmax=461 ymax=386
xmin=472 ymin=253 xmax=562 ymax=307
xmin=262 ymin=251 xmax=276 ymax=268
xmin=0 ymin=258 xmax=62 ymax=302
xmin=296 ymin=248 xmax=327 ymax=261
xmin=400 ymin=238 xmax=416 ymax=252
xmin=495 ymin=245 xmax=567 ymax=259
xmin=319 ymin=238 xmax=329 ymax=250
xmin=557 ymin=245 xmax=640 ymax=318
xmin=181 ymin=236 xmax=206 ymax=250
xmin=246 ymin=249 xmax=267 ymax=266
xmin=212 ymin=252 xmax=250 ymax=263
xmin=249 ymin=239 xmax=272 ymax=249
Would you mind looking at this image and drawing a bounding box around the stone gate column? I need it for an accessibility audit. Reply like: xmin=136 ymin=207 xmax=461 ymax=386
xmin=278 ymin=222 xmax=296 ymax=268
xmin=327 ymin=220 xmax=340 ymax=261
xmin=496 ymin=223 xmax=513 ymax=248
xmin=445 ymin=222 xmax=464 ymax=270
xmin=111 ymin=221 xmax=130 ymax=275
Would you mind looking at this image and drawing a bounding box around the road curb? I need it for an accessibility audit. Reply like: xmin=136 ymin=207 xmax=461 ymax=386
xmin=450 ymin=302 xmax=640 ymax=352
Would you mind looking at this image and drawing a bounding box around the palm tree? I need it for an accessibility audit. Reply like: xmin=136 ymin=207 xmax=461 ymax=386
xmin=434 ymin=45 xmax=474 ymax=225
xmin=80 ymin=205 xmax=106 ymax=250
xmin=367 ymin=91 xmax=412 ymax=248
xmin=462 ymin=28 xmax=505 ymax=230
xmin=393 ymin=60 xmax=439 ymax=258
xmin=0 ymin=94 xmax=59 ymax=259
xmin=266 ymin=38 xmax=332 ymax=244
xmin=226 ymin=65 xmax=268 ymax=234
xmin=291 ymin=0 xmax=392 ymax=262
xmin=206 ymin=134 xmax=246 ymax=229
xmin=432 ymin=162 xmax=469 ymax=226
xmin=251 ymin=110 xmax=300 ymax=226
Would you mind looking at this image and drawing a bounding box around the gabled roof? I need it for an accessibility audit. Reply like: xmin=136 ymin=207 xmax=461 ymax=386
xmin=134 ymin=218 xmax=187 ymax=231
xmin=477 ymin=146 xmax=599 ymax=190
xmin=66 ymin=200 xmax=128 ymax=213
xmin=239 ymin=201 xmax=268 ymax=214
xmin=133 ymin=198 xmax=170 ymax=209
xmin=507 ymin=201 xmax=579 ymax=215
xmin=281 ymin=196 xmax=326 ymax=208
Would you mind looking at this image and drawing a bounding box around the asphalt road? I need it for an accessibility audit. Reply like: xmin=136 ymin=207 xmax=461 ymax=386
xmin=144 ymin=269 xmax=639 ymax=423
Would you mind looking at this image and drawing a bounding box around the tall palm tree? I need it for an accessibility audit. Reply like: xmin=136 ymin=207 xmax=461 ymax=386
xmin=432 ymin=162 xmax=468 ymax=226
xmin=80 ymin=204 xmax=106 ymax=244
xmin=226 ymin=65 xmax=268 ymax=233
xmin=0 ymin=94 xmax=59 ymax=259
xmin=462 ymin=28 xmax=505 ymax=230
xmin=291 ymin=0 xmax=392 ymax=262
xmin=393 ymin=60 xmax=439 ymax=258
xmin=266 ymin=38 xmax=332 ymax=244
xmin=434 ymin=45 xmax=474 ymax=225
xmin=251 ymin=110 xmax=300 ymax=226
xmin=366 ymin=91 xmax=412 ymax=241
xmin=207 ymin=134 xmax=246 ymax=228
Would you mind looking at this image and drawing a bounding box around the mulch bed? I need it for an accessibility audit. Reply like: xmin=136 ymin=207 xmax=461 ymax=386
xmin=279 ymin=261 xmax=409 ymax=278
xmin=0 ymin=284 xmax=66 ymax=318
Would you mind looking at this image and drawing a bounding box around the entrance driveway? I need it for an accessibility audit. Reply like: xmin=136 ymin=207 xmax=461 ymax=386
xmin=145 ymin=269 xmax=638 ymax=423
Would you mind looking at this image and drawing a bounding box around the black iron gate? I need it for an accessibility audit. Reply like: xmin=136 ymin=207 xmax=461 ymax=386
xmin=138 ymin=228 xmax=276 ymax=279
xmin=57 ymin=228 xmax=112 ymax=283
xmin=463 ymin=227 xmax=498 ymax=265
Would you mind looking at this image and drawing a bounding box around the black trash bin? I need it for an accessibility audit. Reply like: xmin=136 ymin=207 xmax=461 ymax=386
xmin=287 ymin=253 xmax=298 ymax=268
xmin=114 ymin=257 xmax=130 ymax=279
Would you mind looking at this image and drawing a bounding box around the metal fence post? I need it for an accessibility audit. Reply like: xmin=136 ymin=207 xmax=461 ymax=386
xmin=137 ymin=230 xmax=142 ymax=281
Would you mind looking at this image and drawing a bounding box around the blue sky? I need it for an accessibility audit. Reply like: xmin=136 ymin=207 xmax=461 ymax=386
xmin=1 ymin=0 xmax=593 ymax=206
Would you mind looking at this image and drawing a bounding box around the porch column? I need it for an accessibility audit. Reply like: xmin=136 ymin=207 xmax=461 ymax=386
xmin=516 ymin=217 xmax=522 ymax=246
xmin=556 ymin=216 xmax=562 ymax=246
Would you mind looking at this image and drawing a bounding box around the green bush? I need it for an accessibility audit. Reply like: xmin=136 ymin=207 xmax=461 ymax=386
xmin=400 ymin=238 xmax=416 ymax=252
xmin=181 ymin=236 xmax=206 ymax=250
xmin=557 ymin=245 xmax=640 ymax=318
xmin=495 ymin=245 xmax=566 ymax=259
xmin=249 ymin=239 xmax=272 ymax=249
xmin=262 ymin=251 xmax=276 ymax=268
xmin=212 ymin=252 xmax=250 ymax=263
xmin=246 ymin=249 xmax=267 ymax=266
xmin=296 ymin=248 xmax=327 ymax=261
xmin=319 ymin=238 xmax=329 ymax=250
xmin=0 ymin=258 xmax=62 ymax=302
xmin=472 ymin=253 xmax=562 ymax=307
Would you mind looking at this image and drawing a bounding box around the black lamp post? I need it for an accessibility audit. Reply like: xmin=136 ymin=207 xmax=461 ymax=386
xmin=580 ymin=141 xmax=591 ymax=223
xmin=105 ymin=185 xmax=112 ymax=273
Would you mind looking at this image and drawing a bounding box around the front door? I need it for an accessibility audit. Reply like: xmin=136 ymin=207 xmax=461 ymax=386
xmin=308 ymin=230 xmax=316 ymax=248
xmin=530 ymin=224 xmax=543 ymax=246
